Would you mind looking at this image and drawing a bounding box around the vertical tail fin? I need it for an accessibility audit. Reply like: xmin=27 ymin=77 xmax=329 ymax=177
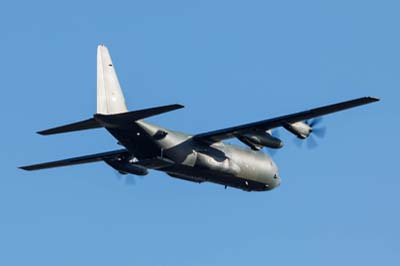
xmin=97 ymin=45 xmax=128 ymax=114
xmin=35 ymin=45 xmax=185 ymax=136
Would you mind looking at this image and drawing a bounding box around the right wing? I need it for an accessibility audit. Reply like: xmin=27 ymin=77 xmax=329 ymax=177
xmin=194 ymin=96 xmax=379 ymax=143
xmin=20 ymin=149 xmax=130 ymax=171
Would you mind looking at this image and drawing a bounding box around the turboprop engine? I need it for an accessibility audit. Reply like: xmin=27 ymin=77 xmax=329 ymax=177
xmin=105 ymin=158 xmax=148 ymax=176
xmin=283 ymin=121 xmax=312 ymax=139
xmin=238 ymin=131 xmax=284 ymax=151
xmin=283 ymin=118 xmax=326 ymax=140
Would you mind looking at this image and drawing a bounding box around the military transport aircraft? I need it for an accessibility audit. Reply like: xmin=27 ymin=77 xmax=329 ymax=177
xmin=20 ymin=45 xmax=379 ymax=192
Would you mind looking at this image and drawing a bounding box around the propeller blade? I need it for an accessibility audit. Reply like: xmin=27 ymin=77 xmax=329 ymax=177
xmin=113 ymin=170 xmax=141 ymax=186
xmin=125 ymin=175 xmax=136 ymax=186
xmin=313 ymin=127 xmax=327 ymax=138
xmin=307 ymin=135 xmax=318 ymax=149
xmin=293 ymin=137 xmax=304 ymax=148
xmin=308 ymin=117 xmax=323 ymax=127
xmin=114 ymin=171 xmax=124 ymax=180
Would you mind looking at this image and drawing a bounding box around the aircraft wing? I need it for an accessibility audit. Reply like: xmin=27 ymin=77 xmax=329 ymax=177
xmin=194 ymin=96 xmax=379 ymax=142
xmin=20 ymin=149 xmax=130 ymax=171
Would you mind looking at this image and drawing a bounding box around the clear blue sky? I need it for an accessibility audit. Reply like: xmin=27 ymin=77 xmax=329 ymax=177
xmin=1 ymin=0 xmax=398 ymax=265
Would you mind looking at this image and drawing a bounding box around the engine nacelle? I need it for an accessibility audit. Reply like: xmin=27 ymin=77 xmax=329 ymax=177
xmin=238 ymin=131 xmax=283 ymax=151
xmin=105 ymin=159 xmax=148 ymax=176
xmin=283 ymin=121 xmax=312 ymax=139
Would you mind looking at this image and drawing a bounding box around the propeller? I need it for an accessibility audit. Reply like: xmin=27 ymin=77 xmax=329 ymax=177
xmin=306 ymin=118 xmax=327 ymax=139
xmin=113 ymin=171 xmax=142 ymax=186
xmin=124 ymin=175 xmax=138 ymax=186
xmin=294 ymin=118 xmax=327 ymax=149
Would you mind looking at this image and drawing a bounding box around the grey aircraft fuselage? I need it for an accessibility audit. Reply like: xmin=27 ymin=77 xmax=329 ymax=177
xmin=108 ymin=120 xmax=281 ymax=192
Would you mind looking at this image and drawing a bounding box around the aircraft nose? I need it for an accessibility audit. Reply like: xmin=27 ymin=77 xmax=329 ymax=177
xmin=265 ymin=157 xmax=280 ymax=190
xmin=264 ymin=173 xmax=281 ymax=191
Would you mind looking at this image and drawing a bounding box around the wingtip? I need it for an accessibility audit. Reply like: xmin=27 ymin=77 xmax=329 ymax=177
xmin=37 ymin=129 xmax=54 ymax=136
xmin=19 ymin=166 xmax=31 ymax=171
xmin=366 ymin=96 xmax=380 ymax=102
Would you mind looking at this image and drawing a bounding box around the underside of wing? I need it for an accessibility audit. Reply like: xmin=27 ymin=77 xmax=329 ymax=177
xmin=19 ymin=149 xmax=130 ymax=171
xmin=194 ymin=96 xmax=379 ymax=143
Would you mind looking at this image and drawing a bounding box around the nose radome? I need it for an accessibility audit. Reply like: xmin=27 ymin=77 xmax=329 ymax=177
xmin=265 ymin=157 xmax=280 ymax=190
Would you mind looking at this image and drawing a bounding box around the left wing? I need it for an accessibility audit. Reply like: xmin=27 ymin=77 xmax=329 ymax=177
xmin=194 ymin=96 xmax=379 ymax=143
xmin=20 ymin=149 xmax=130 ymax=171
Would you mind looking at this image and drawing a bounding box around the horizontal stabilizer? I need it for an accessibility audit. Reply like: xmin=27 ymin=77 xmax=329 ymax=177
xmin=94 ymin=104 xmax=184 ymax=127
xmin=20 ymin=149 xmax=130 ymax=171
xmin=37 ymin=104 xmax=184 ymax=135
xmin=37 ymin=118 xmax=102 ymax=135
